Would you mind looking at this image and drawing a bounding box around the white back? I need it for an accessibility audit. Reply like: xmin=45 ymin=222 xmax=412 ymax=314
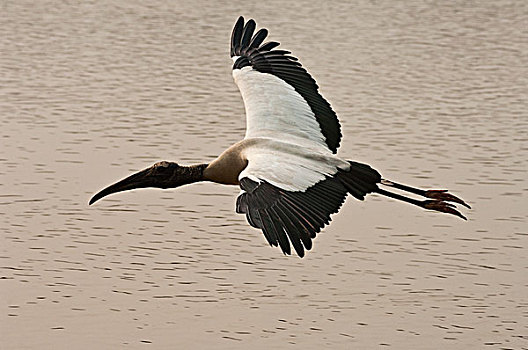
xmin=238 ymin=139 xmax=349 ymax=192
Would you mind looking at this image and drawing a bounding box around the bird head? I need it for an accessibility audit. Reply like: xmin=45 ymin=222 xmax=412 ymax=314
xmin=89 ymin=161 xmax=186 ymax=205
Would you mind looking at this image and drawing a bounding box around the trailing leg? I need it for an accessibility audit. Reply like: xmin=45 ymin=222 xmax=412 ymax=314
xmin=337 ymin=161 xmax=470 ymax=220
xmin=376 ymin=179 xmax=470 ymax=220
xmin=380 ymin=179 xmax=470 ymax=208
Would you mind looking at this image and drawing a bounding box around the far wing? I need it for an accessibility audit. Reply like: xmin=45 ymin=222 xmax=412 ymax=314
xmin=230 ymin=16 xmax=342 ymax=153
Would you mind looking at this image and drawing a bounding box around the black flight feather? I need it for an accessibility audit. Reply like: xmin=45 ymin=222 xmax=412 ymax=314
xmin=237 ymin=160 xmax=382 ymax=257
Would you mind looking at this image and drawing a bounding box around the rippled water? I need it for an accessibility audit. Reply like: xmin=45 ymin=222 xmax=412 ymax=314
xmin=1 ymin=1 xmax=527 ymax=349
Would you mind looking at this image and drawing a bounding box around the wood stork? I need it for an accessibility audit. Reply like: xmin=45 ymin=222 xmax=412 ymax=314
xmin=90 ymin=16 xmax=470 ymax=257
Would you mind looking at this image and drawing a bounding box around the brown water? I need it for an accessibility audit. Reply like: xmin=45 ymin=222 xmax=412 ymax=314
xmin=1 ymin=1 xmax=527 ymax=349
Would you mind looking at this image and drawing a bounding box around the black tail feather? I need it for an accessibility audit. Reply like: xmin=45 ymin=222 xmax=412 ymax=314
xmin=337 ymin=161 xmax=382 ymax=200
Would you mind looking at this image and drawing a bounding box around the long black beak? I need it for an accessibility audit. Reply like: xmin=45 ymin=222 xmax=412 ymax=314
xmin=90 ymin=162 xmax=206 ymax=206
xmin=89 ymin=167 xmax=156 ymax=205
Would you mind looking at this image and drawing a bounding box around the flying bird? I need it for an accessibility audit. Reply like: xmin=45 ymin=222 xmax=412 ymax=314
xmin=90 ymin=16 xmax=470 ymax=257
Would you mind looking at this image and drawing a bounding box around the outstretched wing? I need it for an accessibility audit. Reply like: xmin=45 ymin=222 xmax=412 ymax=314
xmin=236 ymin=176 xmax=348 ymax=257
xmin=237 ymin=159 xmax=382 ymax=257
xmin=231 ymin=16 xmax=342 ymax=153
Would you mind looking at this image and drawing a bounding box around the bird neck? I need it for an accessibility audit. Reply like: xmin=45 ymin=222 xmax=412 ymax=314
xmin=169 ymin=163 xmax=209 ymax=188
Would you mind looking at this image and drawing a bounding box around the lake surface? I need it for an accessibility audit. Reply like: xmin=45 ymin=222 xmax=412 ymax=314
xmin=1 ymin=1 xmax=527 ymax=349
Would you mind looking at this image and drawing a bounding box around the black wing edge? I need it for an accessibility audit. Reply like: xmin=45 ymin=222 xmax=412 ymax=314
xmin=236 ymin=161 xmax=382 ymax=257
xmin=230 ymin=16 xmax=342 ymax=154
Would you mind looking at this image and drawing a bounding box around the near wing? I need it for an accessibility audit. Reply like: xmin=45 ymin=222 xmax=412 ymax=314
xmin=236 ymin=162 xmax=382 ymax=257
xmin=236 ymin=176 xmax=348 ymax=258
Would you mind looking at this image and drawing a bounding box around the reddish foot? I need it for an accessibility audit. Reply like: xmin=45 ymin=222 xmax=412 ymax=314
xmin=423 ymin=200 xmax=467 ymax=220
xmin=425 ymin=190 xmax=471 ymax=209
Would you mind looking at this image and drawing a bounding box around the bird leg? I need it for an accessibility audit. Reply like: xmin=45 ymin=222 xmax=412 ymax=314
xmin=376 ymin=179 xmax=470 ymax=220
xmin=381 ymin=179 xmax=470 ymax=208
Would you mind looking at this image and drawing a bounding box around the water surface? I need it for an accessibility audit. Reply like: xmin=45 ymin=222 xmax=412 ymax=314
xmin=1 ymin=1 xmax=527 ymax=349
